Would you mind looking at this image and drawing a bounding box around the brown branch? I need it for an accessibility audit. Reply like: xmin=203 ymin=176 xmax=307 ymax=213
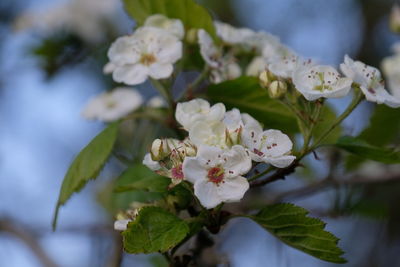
xmin=269 ymin=173 xmax=400 ymax=203
xmin=0 ymin=218 xmax=58 ymax=267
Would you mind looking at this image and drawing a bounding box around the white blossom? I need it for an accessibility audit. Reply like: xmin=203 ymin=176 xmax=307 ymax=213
xmin=382 ymin=46 xmax=400 ymax=99
xmin=143 ymin=139 xmax=196 ymax=185
xmin=175 ymin=99 xmax=226 ymax=131
xmin=189 ymin=121 xmax=228 ymax=149
xmin=107 ymin=27 xmax=182 ymax=85
xmin=82 ymin=87 xmax=143 ymax=121
xmin=182 ymin=145 xmax=251 ymax=209
xmin=210 ymin=61 xmax=242 ymax=84
xmin=340 ymin=55 xmax=400 ymax=108
xmin=214 ymin=21 xmax=254 ymax=45
xmin=293 ymin=65 xmax=352 ymax=101
xmin=268 ymin=54 xmax=313 ymax=79
xmin=198 ymin=29 xmax=222 ymax=68
xmin=246 ymin=56 xmax=267 ymax=77
xmin=242 ymin=125 xmax=295 ymax=168
xmin=114 ymin=219 xmax=131 ymax=231
xmin=144 ymin=14 xmax=184 ymax=39
xmin=198 ymin=29 xmax=241 ymax=83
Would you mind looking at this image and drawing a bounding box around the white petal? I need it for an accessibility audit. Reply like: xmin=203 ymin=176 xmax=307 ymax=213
xmin=222 ymin=145 xmax=252 ymax=177
xmin=148 ymin=63 xmax=173 ymax=79
xmin=182 ymin=156 xmax=207 ymax=184
xmin=189 ymin=121 xmax=226 ymax=148
xmin=103 ymin=62 xmax=116 ymax=74
xmin=108 ymin=36 xmax=140 ymax=65
xmin=143 ymin=153 xmax=161 ymax=171
xmin=260 ymin=129 xmax=293 ymax=157
xmin=246 ymin=56 xmax=267 ymax=76
xmin=217 ymin=176 xmax=249 ymax=203
xmin=195 ymin=145 xmax=224 ymax=164
xmin=208 ymin=103 xmax=226 ymax=122
xmin=156 ymin=39 xmax=182 ymax=64
xmin=175 ymin=99 xmax=210 ymax=130
xmin=114 ymin=219 xmax=131 ymax=231
xmin=113 ymin=64 xmax=149 ymax=85
xmin=194 ymin=180 xmax=221 ymax=209
xmin=198 ymin=29 xmax=221 ymax=68
xmin=223 ymin=108 xmax=243 ymax=131
xmin=264 ymin=155 xmax=296 ymax=168
xmin=144 ymin=14 xmax=184 ymax=39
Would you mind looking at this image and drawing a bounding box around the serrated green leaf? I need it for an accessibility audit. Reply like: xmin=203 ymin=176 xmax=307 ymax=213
xmin=122 ymin=207 xmax=189 ymax=253
xmin=334 ymin=136 xmax=400 ymax=164
xmin=123 ymin=0 xmax=218 ymax=41
xmin=207 ymin=77 xmax=299 ymax=133
xmin=52 ymin=122 xmax=119 ymax=229
xmin=114 ymin=164 xmax=170 ymax=193
xmin=248 ymin=203 xmax=346 ymax=264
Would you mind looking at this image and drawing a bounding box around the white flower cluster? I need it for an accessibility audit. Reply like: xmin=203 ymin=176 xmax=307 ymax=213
xmin=212 ymin=22 xmax=400 ymax=107
xmin=143 ymin=99 xmax=295 ymax=209
xmin=104 ymin=14 xmax=184 ymax=85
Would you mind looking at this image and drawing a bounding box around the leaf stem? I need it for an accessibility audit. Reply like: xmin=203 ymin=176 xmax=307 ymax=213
xmin=308 ymin=89 xmax=364 ymax=153
xmin=151 ymin=79 xmax=175 ymax=110
xmin=248 ymin=166 xmax=275 ymax=182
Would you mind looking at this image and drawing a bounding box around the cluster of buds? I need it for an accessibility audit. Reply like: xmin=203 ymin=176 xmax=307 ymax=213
xmin=259 ymin=70 xmax=287 ymax=99
xmin=147 ymin=138 xmax=197 ymax=186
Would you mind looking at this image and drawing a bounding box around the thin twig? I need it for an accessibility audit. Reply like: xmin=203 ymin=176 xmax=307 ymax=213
xmin=250 ymin=161 xmax=299 ymax=188
xmin=0 ymin=218 xmax=59 ymax=267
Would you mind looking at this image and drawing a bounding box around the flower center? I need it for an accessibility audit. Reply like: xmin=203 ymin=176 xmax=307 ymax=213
xmin=140 ymin=53 xmax=156 ymax=66
xmin=171 ymin=164 xmax=184 ymax=180
xmin=207 ymin=167 xmax=224 ymax=184
xmin=105 ymin=100 xmax=116 ymax=109
xmin=309 ymin=71 xmax=339 ymax=92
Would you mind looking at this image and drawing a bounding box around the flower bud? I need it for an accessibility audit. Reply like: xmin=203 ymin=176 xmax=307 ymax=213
xmin=150 ymin=138 xmax=170 ymax=161
xmin=259 ymin=70 xmax=275 ymax=88
xmin=390 ymin=5 xmax=400 ymax=33
xmin=185 ymin=28 xmax=198 ymax=44
xmin=268 ymin=80 xmax=287 ymax=99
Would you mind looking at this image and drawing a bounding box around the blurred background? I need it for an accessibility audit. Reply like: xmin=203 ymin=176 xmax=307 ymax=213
xmin=1 ymin=0 xmax=400 ymax=266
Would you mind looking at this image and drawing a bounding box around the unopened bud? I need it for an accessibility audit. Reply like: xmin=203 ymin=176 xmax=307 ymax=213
xmin=391 ymin=5 xmax=400 ymax=34
xmin=185 ymin=28 xmax=198 ymax=44
xmin=259 ymin=70 xmax=275 ymax=88
xmin=150 ymin=138 xmax=170 ymax=161
xmin=268 ymin=80 xmax=287 ymax=99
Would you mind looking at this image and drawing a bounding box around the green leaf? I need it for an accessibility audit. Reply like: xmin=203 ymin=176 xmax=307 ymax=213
xmin=114 ymin=164 xmax=170 ymax=193
xmin=52 ymin=122 xmax=119 ymax=229
xmin=359 ymin=105 xmax=400 ymax=146
xmin=123 ymin=0 xmax=218 ymax=40
xmin=207 ymin=77 xmax=299 ymax=133
xmin=248 ymin=203 xmax=346 ymax=264
xmin=334 ymin=136 xmax=400 ymax=164
xmin=122 ymin=207 xmax=189 ymax=253
xmin=346 ymin=105 xmax=400 ymax=169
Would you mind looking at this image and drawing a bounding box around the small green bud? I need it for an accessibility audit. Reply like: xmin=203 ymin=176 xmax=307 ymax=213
xmin=268 ymin=80 xmax=287 ymax=99
xmin=150 ymin=138 xmax=170 ymax=161
xmin=259 ymin=70 xmax=271 ymax=88
xmin=185 ymin=28 xmax=198 ymax=44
